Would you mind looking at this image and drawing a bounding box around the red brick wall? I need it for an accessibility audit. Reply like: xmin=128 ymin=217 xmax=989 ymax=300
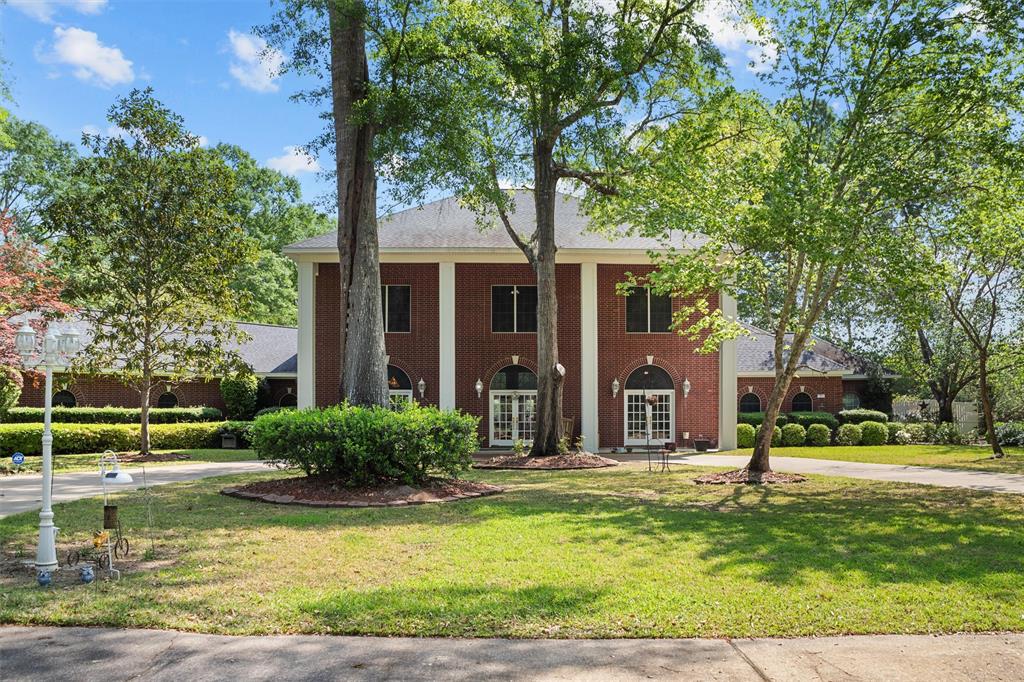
xmin=314 ymin=262 xmax=440 ymax=407
xmin=596 ymin=264 xmax=720 ymax=448
xmin=265 ymin=377 xmax=298 ymax=406
xmin=17 ymin=372 xmax=227 ymax=412
xmin=736 ymin=375 xmax=843 ymax=414
xmin=455 ymin=263 xmax=581 ymax=446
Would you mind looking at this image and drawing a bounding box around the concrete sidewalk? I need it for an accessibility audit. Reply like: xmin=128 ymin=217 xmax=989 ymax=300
xmin=0 ymin=461 xmax=268 ymax=518
xmin=1 ymin=626 xmax=1021 ymax=681
xmin=670 ymin=454 xmax=1024 ymax=494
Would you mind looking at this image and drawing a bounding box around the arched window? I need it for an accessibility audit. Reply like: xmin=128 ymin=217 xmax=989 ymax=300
xmin=739 ymin=393 xmax=762 ymax=413
xmin=624 ymin=365 xmax=673 ymax=390
xmin=843 ymin=392 xmax=861 ymax=410
xmin=157 ymin=392 xmax=179 ymax=408
xmin=278 ymin=392 xmax=298 ymax=408
xmin=387 ymin=365 xmax=413 ymax=405
xmin=52 ymin=390 xmax=77 ymax=408
xmin=791 ymin=392 xmax=813 ymax=412
xmin=489 ymin=365 xmax=537 ymax=391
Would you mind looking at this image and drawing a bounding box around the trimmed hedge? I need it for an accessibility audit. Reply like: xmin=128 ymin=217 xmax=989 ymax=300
xmin=860 ymin=421 xmax=888 ymax=446
xmin=781 ymin=423 xmax=806 ymax=447
xmin=738 ymin=412 xmax=789 ymax=427
xmin=836 ymin=423 xmax=862 ymax=446
xmin=736 ymin=423 xmax=756 ymax=448
xmin=1 ymin=406 xmax=223 ymax=424
xmin=886 ymin=422 xmax=903 ymax=444
xmin=786 ymin=411 xmax=839 ymax=431
xmin=249 ymin=404 xmax=479 ymax=485
xmin=0 ymin=421 xmax=228 ymax=455
xmin=838 ymin=409 xmax=889 ymax=424
xmin=996 ymin=422 xmax=1024 ymax=447
xmin=806 ymin=423 xmax=832 ymax=447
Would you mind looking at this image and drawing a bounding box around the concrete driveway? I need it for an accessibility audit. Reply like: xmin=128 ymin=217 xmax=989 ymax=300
xmin=1 ymin=626 xmax=1021 ymax=681
xmin=0 ymin=461 xmax=269 ymax=518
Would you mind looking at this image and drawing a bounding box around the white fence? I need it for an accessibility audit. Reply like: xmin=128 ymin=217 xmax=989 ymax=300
xmin=891 ymin=399 xmax=979 ymax=434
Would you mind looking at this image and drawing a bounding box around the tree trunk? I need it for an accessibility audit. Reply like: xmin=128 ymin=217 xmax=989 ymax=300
xmin=528 ymin=145 xmax=564 ymax=456
xmin=139 ymin=374 xmax=152 ymax=455
xmin=978 ymin=352 xmax=1004 ymax=457
xmin=747 ymin=371 xmax=793 ymax=473
xmin=329 ymin=0 xmax=388 ymax=408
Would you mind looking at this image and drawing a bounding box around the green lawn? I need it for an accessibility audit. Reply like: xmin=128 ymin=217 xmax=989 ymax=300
xmin=720 ymin=445 xmax=1024 ymax=474
xmin=2 ymin=464 xmax=1023 ymax=638
xmin=1 ymin=449 xmax=257 ymax=475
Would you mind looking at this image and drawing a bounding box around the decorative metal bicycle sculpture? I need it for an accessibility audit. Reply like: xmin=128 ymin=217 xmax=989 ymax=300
xmin=64 ymin=452 xmax=134 ymax=579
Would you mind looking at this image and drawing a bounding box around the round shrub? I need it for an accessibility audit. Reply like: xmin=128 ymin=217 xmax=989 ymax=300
xmin=787 ymin=411 xmax=839 ymax=431
xmin=921 ymin=422 xmax=938 ymax=443
xmin=904 ymin=423 xmax=926 ymax=443
xmin=860 ymin=421 xmax=888 ymax=446
xmin=836 ymin=423 xmax=862 ymax=446
xmin=0 ymin=366 xmax=23 ymax=414
xmin=755 ymin=424 xmax=782 ymax=448
xmin=838 ymin=409 xmax=889 ymax=424
xmin=249 ymin=404 xmax=480 ymax=485
xmin=885 ymin=422 xmax=903 ymax=444
xmin=738 ymin=412 xmax=789 ymax=427
xmin=736 ymin=423 xmax=756 ymax=449
xmin=781 ymin=423 xmax=806 ymax=447
xmin=805 ymin=423 xmax=832 ymax=447
xmin=221 ymin=372 xmax=259 ymax=420
xmin=934 ymin=422 xmax=968 ymax=445
xmin=894 ymin=429 xmax=913 ymax=445
xmin=996 ymin=422 xmax=1024 ymax=447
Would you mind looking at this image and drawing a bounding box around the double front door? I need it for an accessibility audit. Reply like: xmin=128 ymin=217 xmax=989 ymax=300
xmin=490 ymin=391 xmax=537 ymax=446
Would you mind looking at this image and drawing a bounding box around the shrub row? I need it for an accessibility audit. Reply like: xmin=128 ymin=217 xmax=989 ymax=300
xmin=738 ymin=411 xmax=839 ymax=429
xmin=737 ymin=419 xmax=972 ymax=447
xmin=0 ymin=421 xmax=233 ymax=455
xmin=1 ymin=406 xmax=223 ymax=424
xmin=249 ymin=403 xmax=479 ymax=485
xmin=837 ymin=409 xmax=889 ymax=424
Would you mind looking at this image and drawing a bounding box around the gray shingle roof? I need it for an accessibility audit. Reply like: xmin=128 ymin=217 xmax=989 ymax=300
xmin=736 ymin=324 xmax=850 ymax=375
xmin=286 ymin=190 xmax=706 ymax=252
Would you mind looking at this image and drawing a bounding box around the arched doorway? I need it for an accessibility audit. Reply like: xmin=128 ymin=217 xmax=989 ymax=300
xmin=386 ymin=365 xmax=413 ymax=406
xmin=623 ymin=365 xmax=674 ymax=446
xmin=489 ymin=365 xmax=537 ymax=446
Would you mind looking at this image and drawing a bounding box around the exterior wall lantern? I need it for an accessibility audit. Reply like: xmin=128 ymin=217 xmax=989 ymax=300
xmin=683 ymin=378 xmax=691 ymax=398
xmin=475 ymin=378 xmax=483 ymax=399
xmin=611 ymin=378 xmax=620 ymax=397
xmin=417 ymin=378 xmax=426 ymax=398
xmin=15 ymin=322 xmax=82 ymax=577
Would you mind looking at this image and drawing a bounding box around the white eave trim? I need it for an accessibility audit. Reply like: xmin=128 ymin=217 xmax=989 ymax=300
xmin=285 ymin=247 xmax=677 ymax=265
xmin=736 ymin=370 xmax=850 ymax=378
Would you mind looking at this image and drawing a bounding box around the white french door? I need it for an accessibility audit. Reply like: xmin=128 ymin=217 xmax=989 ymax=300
xmin=624 ymin=390 xmax=674 ymax=446
xmin=489 ymin=390 xmax=537 ymax=446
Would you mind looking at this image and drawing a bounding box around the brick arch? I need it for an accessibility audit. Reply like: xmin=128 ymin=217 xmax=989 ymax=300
xmin=271 ymin=385 xmax=296 ymax=405
xmin=614 ymin=356 xmax=682 ymax=390
xmin=482 ymin=356 xmax=539 ymax=391
xmin=51 ymin=385 xmax=82 ymax=407
xmin=736 ymin=385 xmax=768 ymax=412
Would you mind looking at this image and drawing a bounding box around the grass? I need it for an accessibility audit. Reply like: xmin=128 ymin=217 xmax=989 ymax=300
xmin=2 ymin=463 xmax=1023 ymax=638
xmin=720 ymin=445 xmax=1024 ymax=474
xmin=1 ymin=449 xmax=257 ymax=475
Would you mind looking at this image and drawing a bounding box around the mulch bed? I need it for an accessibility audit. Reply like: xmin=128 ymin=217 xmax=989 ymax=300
xmin=474 ymin=452 xmax=620 ymax=470
xmin=222 ymin=476 xmax=504 ymax=508
xmin=694 ymin=468 xmax=807 ymax=485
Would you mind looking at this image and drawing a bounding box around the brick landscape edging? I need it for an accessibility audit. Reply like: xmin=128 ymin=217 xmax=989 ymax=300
xmin=220 ymin=486 xmax=505 ymax=508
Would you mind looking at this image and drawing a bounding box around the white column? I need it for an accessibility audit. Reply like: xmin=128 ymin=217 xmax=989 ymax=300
xmin=297 ymin=261 xmax=316 ymax=408
xmin=439 ymin=262 xmax=456 ymax=410
xmin=580 ymin=262 xmax=600 ymax=449
xmin=718 ymin=291 xmax=738 ymax=450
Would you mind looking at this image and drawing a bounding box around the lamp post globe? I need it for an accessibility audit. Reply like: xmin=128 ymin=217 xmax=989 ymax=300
xmin=15 ymin=323 xmax=36 ymax=359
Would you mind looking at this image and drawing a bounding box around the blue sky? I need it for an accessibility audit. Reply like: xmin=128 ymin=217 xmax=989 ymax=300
xmin=1 ymin=0 xmax=770 ymax=210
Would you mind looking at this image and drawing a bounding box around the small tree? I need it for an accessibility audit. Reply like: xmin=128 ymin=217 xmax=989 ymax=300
xmin=46 ymin=89 xmax=257 ymax=454
xmin=221 ymin=371 xmax=260 ymax=420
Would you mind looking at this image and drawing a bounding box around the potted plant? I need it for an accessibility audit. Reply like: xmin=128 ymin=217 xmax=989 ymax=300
xmin=693 ymin=435 xmax=711 ymax=452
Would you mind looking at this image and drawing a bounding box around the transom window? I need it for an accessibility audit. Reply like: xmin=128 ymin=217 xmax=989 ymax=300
xmin=624 ymin=365 xmax=674 ymax=390
xmin=490 ymin=365 xmax=538 ymax=391
xmin=53 ymin=390 xmax=76 ymax=408
xmin=492 ymin=285 xmax=537 ymax=333
xmin=381 ymin=285 xmax=411 ymax=333
xmin=791 ymin=392 xmax=813 ymax=412
xmin=625 ymin=287 xmax=672 ymax=333
xmin=387 ymin=365 xmax=413 ymax=406
xmin=157 ymin=392 xmax=179 ymax=408
xmin=739 ymin=393 xmax=762 ymax=413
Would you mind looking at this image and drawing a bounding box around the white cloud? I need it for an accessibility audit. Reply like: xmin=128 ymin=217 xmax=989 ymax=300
xmin=47 ymin=27 xmax=134 ymax=87
xmin=266 ymin=146 xmax=320 ymax=175
xmin=226 ymin=30 xmax=285 ymax=93
xmin=696 ymin=0 xmax=777 ymax=74
xmin=9 ymin=0 xmax=108 ymax=23
xmin=197 ymin=135 xmax=209 ymax=147
xmin=81 ymin=123 xmax=129 ymax=139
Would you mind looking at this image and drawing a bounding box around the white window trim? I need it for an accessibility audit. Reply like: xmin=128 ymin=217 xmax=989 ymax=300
xmin=626 ymin=286 xmax=673 ymax=334
xmin=623 ymin=389 xmax=675 ymax=446
xmin=382 ymin=284 xmax=412 ymax=334
xmin=488 ymin=389 xmax=538 ymax=446
xmin=389 ymin=389 xmax=414 ymax=405
xmin=491 ymin=284 xmax=537 ymax=334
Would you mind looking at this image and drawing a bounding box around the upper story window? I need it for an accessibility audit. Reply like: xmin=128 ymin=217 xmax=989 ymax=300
xmin=626 ymin=286 xmax=672 ymax=333
xmin=492 ymin=285 xmax=537 ymax=333
xmin=381 ymin=285 xmax=411 ymax=333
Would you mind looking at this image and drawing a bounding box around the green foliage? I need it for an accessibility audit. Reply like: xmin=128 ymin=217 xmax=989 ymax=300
xmin=755 ymin=424 xmax=782 ymax=448
xmin=886 ymin=422 xmax=904 ymax=444
xmin=220 ymin=372 xmax=259 ymax=419
xmin=738 ymin=412 xmax=788 ymax=427
xmin=781 ymin=423 xmax=806 ymax=447
xmin=787 ymin=412 xmax=839 ymax=431
xmin=860 ymin=421 xmax=889 ymax=447
xmin=1 ymin=406 xmax=222 ymax=424
xmin=934 ymin=422 xmax=970 ymax=446
xmin=838 ymin=409 xmax=889 ymax=425
xmin=249 ymin=404 xmax=480 ymax=485
xmin=736 ymin=423 xmax=756 ymax=448
xmin=0 ymin=421 xmax=225 ymax=455
xmin=835 ymin=423 xmax=862 ymax=447
xmin=0 ymin=366 xmax=22 ymax=413
xmin=0 ymin=115 xmax=78 ymax=237
xmin=805 ymin=423 xmax=832 ymax=447
xmin=995 ymin=422 xmax=1024 ymax=447
xmin=893 ymin=430 xmax=913 ymax=446
xmin=254 ymin=406 xmax=294 ymax=418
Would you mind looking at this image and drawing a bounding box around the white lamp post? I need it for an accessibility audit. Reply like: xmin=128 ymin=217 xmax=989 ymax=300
xmin=16 ymin=322 xmax=81 ymax=575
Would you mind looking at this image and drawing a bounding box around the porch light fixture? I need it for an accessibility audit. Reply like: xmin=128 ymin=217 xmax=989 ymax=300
xmin=611 ymin=378 xmax=620 ymax=397
xmin=417 ymin=378 xmax=426 ymax=398
xmin=683 ymin=378 xmax=691 ymax=398
xmin=475 ymin=378 xmax=483 ymax=398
